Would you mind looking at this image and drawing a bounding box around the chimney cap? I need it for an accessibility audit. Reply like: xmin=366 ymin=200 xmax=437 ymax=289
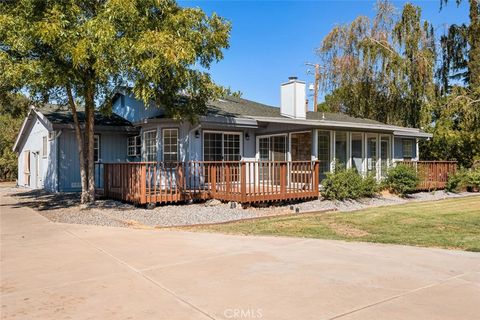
xmin=288 ymin=76 xmax=298 ymax=81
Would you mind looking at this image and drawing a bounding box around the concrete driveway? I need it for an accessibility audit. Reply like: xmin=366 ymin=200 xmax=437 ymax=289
xmin=1 ymin=192 xmax=479 ymax=320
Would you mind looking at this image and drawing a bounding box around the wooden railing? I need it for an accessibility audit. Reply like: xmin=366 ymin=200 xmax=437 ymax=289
xmin=397 ymin=161 xmax=457 ymax=190
xmin=98 ymin=161 xmax=320 ymax=205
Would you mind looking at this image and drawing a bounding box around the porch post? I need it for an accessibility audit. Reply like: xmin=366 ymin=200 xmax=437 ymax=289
xmin=241 ymin=161 xmax=247 ymax=202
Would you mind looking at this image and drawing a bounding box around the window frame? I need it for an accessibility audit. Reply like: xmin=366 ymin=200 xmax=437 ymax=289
xmin=162 ymin=128 xmax=179 ymax=162
xmin=202 ymin=130 xmax=243 ymax=161
xmin=93 ymin=135 xmax=100 ymax=162
xmin=127 ymin=135 xmax=141 ymax=157
xmin=402 ymin=139 xmax=414 ymax=159
xmin=42 ymin=136 xmax=47 ymax=158
xmin=143 ymin=130 xmax=157 ymax=162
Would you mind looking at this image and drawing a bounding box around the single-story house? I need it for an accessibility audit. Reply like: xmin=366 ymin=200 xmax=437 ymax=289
xmin=13 ymin=77 xmax=434 ymax=203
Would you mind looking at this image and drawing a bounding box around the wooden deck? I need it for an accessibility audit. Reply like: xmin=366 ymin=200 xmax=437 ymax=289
xmin=99 ymin=161 xmax=320 ymax=205
xmin=95 ymin=160 xmax=458 ymax=206
xmin=397 ymin=161 xmax=457 ymax=190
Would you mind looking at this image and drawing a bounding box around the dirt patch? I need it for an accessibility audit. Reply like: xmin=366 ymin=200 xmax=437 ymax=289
xmin=326 ymin=222 xmax=370 ymax=237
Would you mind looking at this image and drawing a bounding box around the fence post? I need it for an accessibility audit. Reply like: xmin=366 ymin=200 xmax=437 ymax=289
xmin=241 ymin=161 xmax=247 ymax=203
xmin=280 ymin=162 xmax=287 ymax=198
xmin=104 ymin=164 xmax=109 ymax=198
xmin=140 ymin=164 xmax=147 ymax=204
xmin=225 ymin=163 xmax=231 ymax=195
xmin=313 ymin=161 xmax=320 ymax=194
xmin=211 ymin=164 xmax=217 ymax=195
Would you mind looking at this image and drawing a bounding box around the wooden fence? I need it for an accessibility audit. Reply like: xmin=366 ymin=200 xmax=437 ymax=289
xmin=397 ymin=161 xmax=457 ymax=190
xmin=98 ymin=161 xmax=320 ymax=205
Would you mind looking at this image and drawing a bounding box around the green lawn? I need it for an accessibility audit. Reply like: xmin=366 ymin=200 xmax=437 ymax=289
xmin=186 ymin=196 xmax=480 ymax=251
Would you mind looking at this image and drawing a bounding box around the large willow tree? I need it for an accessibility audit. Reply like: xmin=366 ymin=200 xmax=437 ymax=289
xmin=0 ymin=0 xmax=230 ymax=203
xmin=317 ymin=1 xmax=436 ymax=128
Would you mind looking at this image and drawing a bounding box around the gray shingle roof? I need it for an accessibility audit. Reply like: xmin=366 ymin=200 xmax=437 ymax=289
xmin=206 ymin=96 xmax=281 ymax=117
xmin=207 ymin=96 xmax=386 ymax=126
xmin=38 ymin=106 xmax=133 ymax=127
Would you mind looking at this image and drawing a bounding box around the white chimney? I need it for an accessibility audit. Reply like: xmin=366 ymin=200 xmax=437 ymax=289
xmin=280 ymin=76 xmax=306 ymax=119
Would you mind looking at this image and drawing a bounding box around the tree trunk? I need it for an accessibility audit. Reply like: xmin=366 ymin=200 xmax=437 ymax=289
xmin=85 ymin=80 xmax=96 ymax=203
xmin=66 ymin=84 xmax=89 ymax=203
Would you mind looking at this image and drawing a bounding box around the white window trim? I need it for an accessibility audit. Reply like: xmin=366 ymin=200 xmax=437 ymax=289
xmin=94 ymin=135 xmax=100 ymax=163
xmin=288 ymin=130 xmax=314 ymax=162
xmin=162 ymin=128 xmax=179 ymax=162
xmin=143 ymin=129 xmax=158 ymax=162
xmin=202 ymin=130 xmax=243 ymax=161
xmin=127 ymin=135 xmax=141 ymax=157
xmin=42 ymin=136 xmax=48 ymax=158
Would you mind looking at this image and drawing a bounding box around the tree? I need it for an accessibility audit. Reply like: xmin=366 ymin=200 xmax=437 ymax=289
xmin=317 ymin=1 xmax=436 ymax=128
xmin=440 ymin=0 xmax=480 ymax=89
xmin=0 ymin=0 xmax=230 ymax=203
xmin=0 ymin=93 xmax=30 ymax=181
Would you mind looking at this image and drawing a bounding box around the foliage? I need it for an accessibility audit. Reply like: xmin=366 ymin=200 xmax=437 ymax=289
xmin=0 ymin=93 xmax=30 ymax=181
xmin=420 ymin=86 xmax=480 ymax=167
xmin=0 ymin=0 xmax=230 ymax=202
xmin=383 ymin=164 xmax=419 ymax=196
xmin=317 ymin=1 xmax=436 ymax=128
xmin=439 ymin=0 xmax=480 ymax=89
xmin=321 ymin=168 xmax=378 ymax=200
xmin=446 ymin=167 xmax=480 ymax=192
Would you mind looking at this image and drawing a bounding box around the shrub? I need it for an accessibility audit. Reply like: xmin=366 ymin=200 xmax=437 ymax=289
xmin=383 ymin=164 xmax=419 ymax=197
xmin=321 ymin=168 xmax=378 ymax=200
xmin=447 ymin=167 xmax=480 ymax=192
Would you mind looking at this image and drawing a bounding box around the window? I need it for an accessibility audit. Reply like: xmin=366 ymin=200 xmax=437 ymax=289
xmin=317 ymin=131 xmax=330 ymax=179
xmin=402 ymin=139 xmax=413 ymax=159
xmin=335 ymin=131 xmax=347 ymax=167
xmin=94 ymin=135 xmax=100 ymax=162
xmin=42 ymin=136 xmax=47 ymax=158
xmin=163 ymin=129 xmax=178 ymax=162
xmin=143 ymin=130 xmax=157 ymax=162
xmin=127 ymin=135 xmax=141 ymax=157
xmin=351 ymin=133 xmax=363 ymax=173
xmin=203 ymin=132 xmax=241 ymax=161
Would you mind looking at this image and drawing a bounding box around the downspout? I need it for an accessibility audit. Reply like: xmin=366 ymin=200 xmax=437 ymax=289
xmin=55 ymin=130 xmax=62 ymax=192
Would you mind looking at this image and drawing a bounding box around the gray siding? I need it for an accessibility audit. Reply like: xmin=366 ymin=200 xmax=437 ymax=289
xmin=58 ymin=130 xmax=129 ymax=192
xmin=17 ymin=115 xmax=57 ymax=192
xmin=113 ymin=95 xmax=163 ymax=124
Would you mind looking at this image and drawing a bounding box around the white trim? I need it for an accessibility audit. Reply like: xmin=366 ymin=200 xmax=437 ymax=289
xmin=143 ymin=129 xmax=157 ymax=162
xmin=162 ymin=128 xmax=179 ymax=162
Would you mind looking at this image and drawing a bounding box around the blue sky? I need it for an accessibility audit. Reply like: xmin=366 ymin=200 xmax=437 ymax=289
xmin=180 ymin=0 xmax=469 ymax=109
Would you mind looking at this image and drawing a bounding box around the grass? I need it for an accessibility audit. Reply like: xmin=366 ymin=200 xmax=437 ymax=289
xmin=185 ymin=196 xmax=480 ymax=251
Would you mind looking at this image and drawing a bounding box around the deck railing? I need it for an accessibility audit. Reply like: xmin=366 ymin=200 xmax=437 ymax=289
xmin=397 ymin=161 xmax=457 ymax=190
xmin=98 ymin=160 xmax=320 ymax=205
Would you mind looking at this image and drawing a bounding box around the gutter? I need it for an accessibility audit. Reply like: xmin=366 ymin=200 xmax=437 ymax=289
xmin=252 ymin=116 xmax=431 ymax=138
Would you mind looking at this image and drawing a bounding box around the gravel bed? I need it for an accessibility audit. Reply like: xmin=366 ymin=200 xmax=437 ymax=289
xmin=5 ymin=187 xmax=478 ymax=228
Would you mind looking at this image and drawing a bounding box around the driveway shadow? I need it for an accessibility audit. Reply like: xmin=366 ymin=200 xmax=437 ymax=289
xmin=7 ymin=189 xmax=80 ymax=211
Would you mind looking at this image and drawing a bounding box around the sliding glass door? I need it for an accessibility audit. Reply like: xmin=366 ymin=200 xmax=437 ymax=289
xmin=366 ymin=134 xmax=377 ymax=176
xmin=317 ymin=131 xmax=330 ymax=180
xmin=258 ymin=135 xmax=287 ymax=185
